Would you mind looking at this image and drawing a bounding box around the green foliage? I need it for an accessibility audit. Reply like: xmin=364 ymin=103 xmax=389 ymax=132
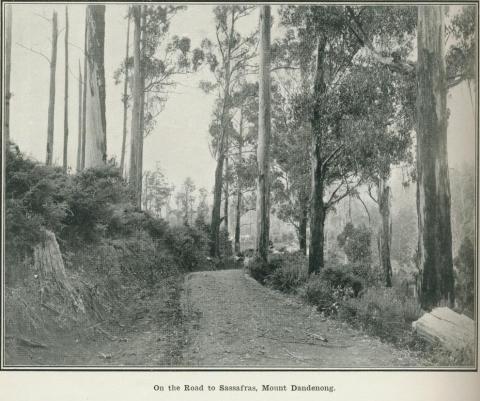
xmin=270 ymin=76 xmax=310 ymax=238
xmin=195 ymin=187 xmax=210 ymax=227
xmin=266 ymin=252 xmax=308 ymax=292
xmin=63 ymin=164 xmax=132 ymax=242
xmin=175 ymin=177 xmax=196 ymax=226
xmin=340 ymin=287 xmax=422 ymax=343
xmin=247 ymin=253 xmax=284 ymax=285
xmin=303 ymin=277 xmax=337 ymax=312
xmin=446 ymin=5 xmax=476 ymax=86
xmin=5 ymin=147 xmax=69 ymax=258
xmin=165 ymin=225 xmax=209 ymax=271
xmin=5 ymin=145 xmax=169 ymax=256
xmin=114 ymin=5 xmax=190 ymax=136
xmin=143 ymin=166 xmax=174 ymax=217
xmin=454 ymin=237 xmax=475 ymax=318
xmin=391 ymin=200 xmax=417 ymax=267
xmin=337 ymin=222 xmax=372 ymax=265
xmin=321 ymin=265 xmax=364 ymax=296
xmin=219 ymin=227 xmax=233 ymax=258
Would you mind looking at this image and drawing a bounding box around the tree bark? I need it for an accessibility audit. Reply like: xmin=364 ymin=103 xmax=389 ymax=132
xmin=46 ymin=11 xmax=58 ymax=166
xmin=80 ymin=12 xmax=87 ymax=171
xmin=298 ymin=196 xmax=308 ymax=255
xmin=210 ymin=11 xmax=235 ymax=258
xmin=4 ymin=5 xmax=12 ymax=145
xmin=76 ymin=61 xmax=82 ymax=171
xmin=256 ymin=6 xmax=272 ymax=263
xmin=84 ymin=5 xmax=106 ymax=169
xmin=308 ymin=35 xmax=327 ymax=275
xmin=416 ymin=5 xmax=454 ymax=310
xmin=234 ymin=110 xmax=244 ymax=255
xmin=377 ymin=178 xmax=392 ymax=287
xmin=34 ymin=230 xmax=85 ymax=314
xmin=63 ymin=6 xmax=69 ymax=171
xmin=224 ymin=132 xmax=229 ymax=232
xmin=211 ymin=150 xmax=225 ymax=256
xmin=129 ymin=5 xmax=143 ymax=208
xmin=120 ymin=10 xmax=131 ymax=176
xmin=136 ymin=7 xmax=147 ymax=208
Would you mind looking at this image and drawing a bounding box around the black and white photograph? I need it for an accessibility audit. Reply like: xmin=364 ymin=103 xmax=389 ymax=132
xmin=1 ymin=1 xmax=478 ymax=374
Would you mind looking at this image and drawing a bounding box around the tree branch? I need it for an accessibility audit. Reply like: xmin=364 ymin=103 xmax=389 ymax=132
xmin=16 ymin=42 xmax=50 ymax=64
xmin=345 ymin=6 xmax=415 ymax=75
xmin=322 ymin=144 xmax=345 ymax=171
xmin=355 ymin=194 xmax=371 ymax=225
xmin=367 ymin=185 xmax=378 ymax=204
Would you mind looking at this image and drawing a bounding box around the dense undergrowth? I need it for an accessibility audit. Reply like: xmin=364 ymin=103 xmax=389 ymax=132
xmin=247 ymin=250 xmax=474 ymax=366
xmin=4 ymin=145 xmax=217 ymax=362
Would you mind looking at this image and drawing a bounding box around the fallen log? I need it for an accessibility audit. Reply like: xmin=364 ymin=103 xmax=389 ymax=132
xmin=412 ymin=307 xmax=474 ymax=353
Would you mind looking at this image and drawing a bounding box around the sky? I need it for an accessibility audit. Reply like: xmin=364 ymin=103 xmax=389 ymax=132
xmin=6 ymin=4 xmax=477 ymax=195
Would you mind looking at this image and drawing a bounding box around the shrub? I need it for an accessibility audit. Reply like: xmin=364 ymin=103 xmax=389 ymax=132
xmin=246 ymin=253 xmax=285 ymax=284
xmin=219 ymin=227 xmax=233 ymax=258
xmin=341 ymin=287 xmax=422 ymax=343
xmin=5 ymin=147 xmax=70 ymax=251
xmin=303 ymin=276 xmax=337 ymax=312
xmin=337 ymin=222 xmax=372 ymax=265
xmin=349 ymin=261 xmax=382 ymax=287
xmin=321 ymin=265 xmax=363 ymax=296
xmin=247 ymin=258 xmax=275 ymax=284
xmin=165 ymin=225 xmax=209 ymax=271
xmin=266 ymin=252 xmax=308 ymax=292
xmin=62 ymin=164 xmax=132 ymax=243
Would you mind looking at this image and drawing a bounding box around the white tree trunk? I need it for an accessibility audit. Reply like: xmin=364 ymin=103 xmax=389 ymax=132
xmin=4 ymin=5 xmax=12 ymax=145
xmin=63 ymin=6 xmax=69 ymax=171
xmin=84 ymin=5 xmax=107 ymax=169
xmin=256 ymin=6 xmax=272 ymax=262
xmin=76 ymin=61 xmax=83 ymax=171
xmin=129 ymin=5 xmax=143 ymax=207
xmin=46 ymin=11 xmax=58 ymax=166
xmin=120 ymin=10 xmax=131 ymax=176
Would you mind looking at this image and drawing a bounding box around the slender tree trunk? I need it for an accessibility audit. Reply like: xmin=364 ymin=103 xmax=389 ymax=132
xmin=377 ymin=178 xmax=392 ymax=287
xmin=416 ymin=6 xmax=454 ymax=309
xmin=129 ymin=5 xmax=142 ymax=207
xmin=80 ymin=13 xmax=87 ymax=170
xmin=76 ymin=61 xmax=83 ymax=171
xmin=4 ymin=5 xmax=12 ymax=145
xmin=143 ymin=171 xmax=149 ymax=211
xmin=308 ymin=36 xmax=327 ymax=275
xmin=235 ymin=190 xmax=242 ymax=254
xmin=211 ymin=150 xmax=225 ymax=256
xmin=136 ymin=8 xmax=147 ymax=208
xmin=120 ymin=11 xmax=131 ymax=176
xmin=298 ymin=195 xmax=308 ymax=255
xmin=63 ymin=7 xmax=69 ymax=171
xmin=224 ymin=132 xmax=229 ymax=232
xmin=46 ymin=11 xmax=58 ymax=166
xmin=210 ymin=11 xmax=235 ymax=257
xmin=84 ymin=5 xmax=106 ymax=168
xmin=256 ymin=6 xmax=271 ymax=263
xmin=234 ymin=110 xmax=244 ymax=255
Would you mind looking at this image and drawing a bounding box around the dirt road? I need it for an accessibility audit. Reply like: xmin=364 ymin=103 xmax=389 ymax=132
xmin=181 ymin=269 xmax=424 ymax=368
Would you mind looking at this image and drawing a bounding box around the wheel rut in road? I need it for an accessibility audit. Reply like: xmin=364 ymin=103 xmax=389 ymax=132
xmin=180 ymin=269 xmax=424 ymax=368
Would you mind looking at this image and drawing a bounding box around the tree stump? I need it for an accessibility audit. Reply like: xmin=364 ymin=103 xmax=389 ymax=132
xmin=33 ymin=230 xmax=85 ymax=315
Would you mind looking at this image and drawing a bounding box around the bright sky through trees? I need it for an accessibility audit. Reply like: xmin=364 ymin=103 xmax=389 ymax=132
xmin=9 ymin=4 xmax=475 ymax=193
